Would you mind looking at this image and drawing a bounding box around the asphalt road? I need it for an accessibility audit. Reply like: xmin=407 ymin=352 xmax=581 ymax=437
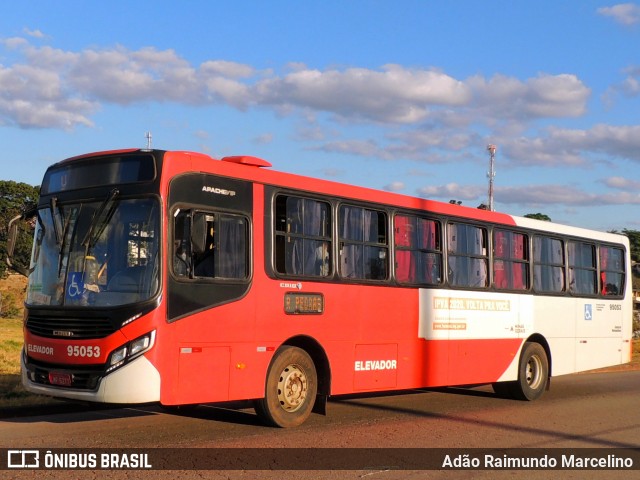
xmin=2 ymin=370 xmax=639 ymax=479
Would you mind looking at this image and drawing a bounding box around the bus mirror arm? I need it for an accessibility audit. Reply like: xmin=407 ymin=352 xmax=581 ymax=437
xmin=6 ymin=208 xmax=36 ymax=277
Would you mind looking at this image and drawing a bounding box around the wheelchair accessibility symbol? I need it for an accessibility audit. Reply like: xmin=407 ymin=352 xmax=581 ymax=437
xmin=584 ymin=304 xmax=593 ymax=321
xmin=66 ymin=272 xmax=85 ymax=301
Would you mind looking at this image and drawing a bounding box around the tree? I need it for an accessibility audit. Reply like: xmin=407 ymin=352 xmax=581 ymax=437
xmin=524 ymin=213 xmax=552 ymax=222
xmin=621 ymin=229 xmax=640 ymax=264
xmin=0 ymin=180 xmax=39 ymax=277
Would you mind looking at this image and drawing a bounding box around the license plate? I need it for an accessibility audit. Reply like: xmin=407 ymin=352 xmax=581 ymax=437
xmin=49 ymin=372 xmax=72 ymax=387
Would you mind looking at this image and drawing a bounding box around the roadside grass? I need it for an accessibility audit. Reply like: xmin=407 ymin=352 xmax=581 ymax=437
xmin=1 ymin=316 xmax=639 ymax=410
xmin=0 ymin=318 xmax=23 ymax=377
xmin=0 ymin=317 xmax=62 ymax=409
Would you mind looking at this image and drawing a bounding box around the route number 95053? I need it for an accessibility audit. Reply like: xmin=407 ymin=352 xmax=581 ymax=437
xmin=67 ymin=345 xmax=101 ymax=358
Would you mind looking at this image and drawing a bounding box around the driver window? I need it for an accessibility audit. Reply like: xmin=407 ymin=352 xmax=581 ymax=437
xmin=173 ymin=209 xmax=248 ymax=280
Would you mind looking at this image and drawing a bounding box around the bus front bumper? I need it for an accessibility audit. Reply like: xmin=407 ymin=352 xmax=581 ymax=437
xmin=21 ymin=350 xmax=161 ymax=404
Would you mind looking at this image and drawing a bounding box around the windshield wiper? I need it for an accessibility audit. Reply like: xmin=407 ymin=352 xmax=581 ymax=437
xmin=50 ymin=197 xmax=64 ymax=248
xmin=50 ymin=197 xmax=73 ymax=275
xmin=81 ymin=188 xmax=120 ymax=250
xmin=78 ymin=189 xmax=119 ymax=279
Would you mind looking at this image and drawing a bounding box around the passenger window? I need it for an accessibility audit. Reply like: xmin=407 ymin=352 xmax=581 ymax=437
xmin=533 ymin=236 xmax=565 ymax=293
xmin=447 ymin=223 xmax=488 ymax=288
xmin=394 ymin=214 xmax=442 ymax=285
xmin=568 ymin=241 xmax=596 ymax=295
xmin=493 ymin=230 xmax=529 ymax=291
xmin=600 ymin=246 xmax=625 ymax=296
xmin=339 ymin=205 xmax=388 ymax=280
xmin=274 ymin=195 xmax=331 ymax=277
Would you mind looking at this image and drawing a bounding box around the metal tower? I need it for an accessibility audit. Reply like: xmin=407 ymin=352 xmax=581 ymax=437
xmin=487 ymin=144 xmax=497 ymax=211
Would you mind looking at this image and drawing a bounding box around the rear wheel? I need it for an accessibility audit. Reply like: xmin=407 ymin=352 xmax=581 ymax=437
xmin=510 ymin=342 xmax=549 ymax=401
xmin=254 ymin=346 xmax=317 ymax=428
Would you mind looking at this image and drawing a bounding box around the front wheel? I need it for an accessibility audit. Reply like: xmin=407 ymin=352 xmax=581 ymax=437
xmin=254 ymin=346 xmax=317 ymax=428
xmin=509 ymin=341 xmax=549 ymax=401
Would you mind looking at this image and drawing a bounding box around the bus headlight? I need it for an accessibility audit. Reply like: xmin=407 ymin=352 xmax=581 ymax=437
xmin=110 ymin=346 xmax=128 ymax=366
xmin=106 ymin=331 xmax=156 ymax=373
xmin=129 ymin=335 xmax=151 ymax=356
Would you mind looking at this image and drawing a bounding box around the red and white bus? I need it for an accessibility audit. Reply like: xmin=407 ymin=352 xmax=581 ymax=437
xmin=13 ymin=148 xmax=633 ymax=427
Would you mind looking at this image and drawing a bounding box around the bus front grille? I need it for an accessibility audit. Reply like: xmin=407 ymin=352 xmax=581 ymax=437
xmin=26 ymin=315 xmax=116 ymax=340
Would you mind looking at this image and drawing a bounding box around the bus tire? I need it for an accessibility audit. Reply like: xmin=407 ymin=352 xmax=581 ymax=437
xmin=254 ymin=346 xmax=318 ymax=428
xmin=510 ymin=341 xmax=549 ymax=401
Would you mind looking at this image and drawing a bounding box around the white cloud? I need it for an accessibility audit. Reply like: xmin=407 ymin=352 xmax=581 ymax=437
xmin=417 ymin=181 xmax=640 ymax=208
xmin=0 ymin=60 xmax=96 ymax=129
xmin=391 ymin=128 xmax=481 ymax=153
xmin=501 ymin=124 xmax=640 ymax=167
xmin=253 ymin=67 xmax=589 ymax=127
xmin=468 ymin=73 xmax=590 ymax=121
xmin=607 ymin=65 xmax=640 ymax=101
xmin=0 ymin=38 xmax=598 ymax=139
xmin=314 ymin=111 xmax=640 ymax=167
xmin=2 ymin=36 xmax=30 ymax=49
xmin=23 ymin=28 xmax=46 ymax=39
xmin=497 ymin=184 xmax=596 ymax=205
xmin=296 ymin=124 xmax=328 ymax=141
xmin=305 ymin=72 xmax=590 ymax=164
xmin=598 ymin=3 xmax=640 ymax=25
xmin=417 ymin=183 xmax=485 ymax=201
xmin=194 ymin=130 xmax=209 ymax=140
xmin=384 ymin=181 xmax=405 ymax=192
xmin=69 ymin=47 xmax=203 ymax=105
xmin=200 ymin=60 xmax=255 ymax=79
xmin=316 ymin=139 xmax=381 ymax=158
xmin=503 ymin=135 xmax=586 ymax=166
xmin=254 ymin=64 xmax=470 ymax=124
xmin=603 ymin=176 xmax=640 ymax=190
xmin=499 ymin=184 xmax=640 ymax=207
xmin=312 ymin=133 xmax=475 ymax=164
xmin=253 ymin=133 xmax=274 ymax=145
xmin=0 ymin=41 xmax=261 ymax=127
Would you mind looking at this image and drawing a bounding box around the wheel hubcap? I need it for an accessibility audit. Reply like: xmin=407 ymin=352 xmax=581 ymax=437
xmin=277 ymin=364 xmax=308 ymax=412
xmin=526 ymin=355 xmax=543 ymax=389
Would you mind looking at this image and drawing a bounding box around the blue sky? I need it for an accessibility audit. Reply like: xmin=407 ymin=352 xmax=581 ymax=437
xmin=2 ymin=1 xmax=640 ymax=232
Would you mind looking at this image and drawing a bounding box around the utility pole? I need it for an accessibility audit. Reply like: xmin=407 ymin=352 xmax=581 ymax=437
xmin=145 ymin=131 xmax=153 ymax=150
xmin=487 ymin=144 xmax=497 ymax=211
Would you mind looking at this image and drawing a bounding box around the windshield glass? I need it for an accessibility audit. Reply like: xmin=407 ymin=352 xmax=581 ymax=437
xmin=26 ymin=197 xmax=160 ymax=307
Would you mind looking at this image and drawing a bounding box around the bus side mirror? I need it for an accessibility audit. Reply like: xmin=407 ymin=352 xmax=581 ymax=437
xmin=191 ymin=213 xmax=207 ymax=255
xmin=6 ymin=208 xmax=36 ymax=277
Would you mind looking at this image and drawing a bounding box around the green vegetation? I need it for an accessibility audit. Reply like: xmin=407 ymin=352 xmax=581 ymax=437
xmin=0 ymin=180 xmax=39 ymax=278
xmin=0 ymin=292 xmax=20 ymax=318
xmin=524 ymin=213 xmax=552 ymax=222
xmin=622 ymin=229 xmax=640 ymax=264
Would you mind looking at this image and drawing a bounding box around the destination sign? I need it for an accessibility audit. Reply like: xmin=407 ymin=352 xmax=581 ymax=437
xmin=284 ymin=293 xmax=324 ymax=315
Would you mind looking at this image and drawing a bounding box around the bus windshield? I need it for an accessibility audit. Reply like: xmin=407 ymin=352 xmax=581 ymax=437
xmin=26 ymin=196 xmax=160 ymax=308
